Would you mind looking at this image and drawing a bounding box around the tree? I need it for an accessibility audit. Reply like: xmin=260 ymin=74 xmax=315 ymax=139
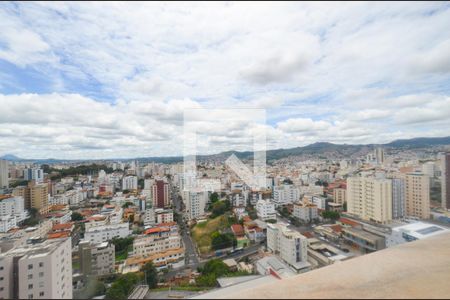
xmin=141 ymin=262 xmax=158 ymax=288
xmin=283 ymin=178 xmax=293 ymax=185
xmin=196 ymin=259 xmax=230 ymax=287
xmin=210 ymin=192 xmax=219 ymax=203
xmin=343 ymin=202 xmax=347 ymax=211
xmin=29 ymin=208 xmax=39 ymax=218
xmin=211 ymin=232 xmax=236 ymax=250
xmin=122 ymin=201 xmax=134 ymax=208
xmin=105 ymin=273 xmax=141 ymax=300
xmin=71 ymin=212 xmax=84 ymax=221
xmin=321 ymin=211 xmax=340 ymax=220
xmin=111 ymin=237 xmax=134 ymax=253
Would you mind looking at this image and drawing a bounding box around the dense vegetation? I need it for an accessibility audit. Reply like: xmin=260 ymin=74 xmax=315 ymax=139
xmin=321 ymin=210 xmax=340 ymax=220
xmin=196 ymin=259 xmax=251 ymax=287
xmin=111 ymin=236 xmax=134 ymax=261
xmin=42 ymin=163 xmax=114 ymax=180
xmin=211 ymin=232 xmax=236 ymax=250
xmin=105 ymin=272 xmax=141 ymax=300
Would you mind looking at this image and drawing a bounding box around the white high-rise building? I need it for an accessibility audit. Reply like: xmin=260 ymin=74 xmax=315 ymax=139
xmin=24 ymin=168 xmax=44 ymax=183
xmin=422 ymin=162 xmax=435 ymax=177
xmin=273 ymin=184 xmax=300 ymax=206
xmin=183 ymin=190 xmax=208 ymax=220
xmin=0 ymin=238 xmax=73 ymax=299
xmin=0 ymin=159 xmax=8 ymax=188
xmin=293 ymin=203 xmax=318 ymax=223
xmin=266 ymin=223 xmax=310 ymax=272
xmin=0 ymin=195 xmax=28 ymax=223
xmin=347 ymin=176 xmax=393 ymax=224
xmin=85 ymin=222 xmax=131 ymax=244
xmin=374 ymin=147 xmax=385 ymax=165
xmin=256 ymin=199 xmax=276 ymax=221
xmin=122 ymin=175 xmax=138 ymax=190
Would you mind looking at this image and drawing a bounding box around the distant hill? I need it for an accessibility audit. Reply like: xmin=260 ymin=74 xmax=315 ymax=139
xmin=0 ymin=154 xmax=21 ymax=161
xmin=2 ymin=135 xmax=449 ymax=163
xmin=385 ymin=136 xmax=450 ymax=148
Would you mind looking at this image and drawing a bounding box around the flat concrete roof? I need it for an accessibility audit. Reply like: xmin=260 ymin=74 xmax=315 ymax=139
xmin=201 ymin=232 xmax=450 ymax=298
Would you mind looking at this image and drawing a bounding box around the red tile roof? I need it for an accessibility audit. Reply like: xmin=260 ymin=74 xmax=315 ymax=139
xmin=339 ymin=218 xmax=360 ymax=227
xmin=48 ymin=231 xmax=71 ymax=239
xmin=145 ymin=227 xmax=170 ymax=235
xmin=231 ymin=224 xmax=244 ymax=237
xmin=52 ymin=222 xmax=74 ymax=231
xmin=301 ymin=231 xmax=315 ymax=238
xmin=330 ymin=224 xmax=343 ymax=233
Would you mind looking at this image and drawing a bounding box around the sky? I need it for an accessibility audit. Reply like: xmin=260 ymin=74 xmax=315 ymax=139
xmin=0 ymin=1 xmax=450 ymax=159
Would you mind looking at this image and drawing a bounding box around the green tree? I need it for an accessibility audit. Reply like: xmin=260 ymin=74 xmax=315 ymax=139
xmin=211 ymin=232 xmax=236 ymax=250
xmin=105 ymin=273 xmax=141 ymax=300
xmin=210 ymin=192 xmax=219 ymax=203
xmin=141 ymin=262 xmax=158 ymax=288
xmin=122 ymin=201 xmax=134 ymax=208
xmin=71 ymin=212 xmax=84 ymax=221
xmin=321 ymin=210 xmax=340 ymax=220
xmin=196 ymin=259 xmax=230 ymax=287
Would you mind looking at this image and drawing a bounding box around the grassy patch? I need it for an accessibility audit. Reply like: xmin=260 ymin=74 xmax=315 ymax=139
xmin=115 ymin=245 xmax=133 ymax=261
xmin=191 ymin=214 xmax=232 ymax=254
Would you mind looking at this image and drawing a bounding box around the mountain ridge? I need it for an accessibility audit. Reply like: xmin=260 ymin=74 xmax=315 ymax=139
xmin=1 ymin=135 xmax=449 ymax=163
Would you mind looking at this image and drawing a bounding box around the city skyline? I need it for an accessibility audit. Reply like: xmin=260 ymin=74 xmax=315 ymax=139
xmin=1 ymin=2 xmax=450 ymax=159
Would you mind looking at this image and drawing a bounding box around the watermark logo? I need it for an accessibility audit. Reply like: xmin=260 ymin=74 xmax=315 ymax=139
xmin=183 ymin=108 xmax=266 ymax=193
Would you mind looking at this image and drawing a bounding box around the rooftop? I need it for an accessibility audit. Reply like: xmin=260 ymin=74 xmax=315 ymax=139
xmin=199 ymin=232 xmax=450 ymax=298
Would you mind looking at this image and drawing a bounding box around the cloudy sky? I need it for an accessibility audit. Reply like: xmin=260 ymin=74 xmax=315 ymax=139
xmin=1 ymin=2 xmax=450 ymax=159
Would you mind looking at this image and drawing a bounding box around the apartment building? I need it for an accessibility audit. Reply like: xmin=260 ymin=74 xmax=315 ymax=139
xmin=0 ymin=195 xmax=28 ymax=223
xmin=84 ymin=222 xmax=131 ymax=244
xmin=405 ymin=173 xmax=430 ymax=219
xmin=347 ymin=176 xmax=393 ymax=224
xmin=256 ymin=199 xmax=276 ymax=221
xmin=333 ymin=188 xmax=347 ymax=205
xmin=24 ymin=168 xmax=44 ymax=183
xmin=293 ymin=202 xmax=318 ymax=223
xmin=122 ymin=175 xmax=138 ymax=191
xmin=441 ymin=152 xmax=450 ymax=210
xmin=155 ymin=209 xmax=174 ymax=224
xmin=78 ymin=240 xmax=115 ymax=276
xmin=13 ymin=182 xmax=50 ymax=214
xmin=183 ymin=190 xmax=208 ymax=220
xmin=0 ymin=159 xmax=8 ymax=189
xmin=0 ymin=238 xmax=72 ymax=299
xmin=152 ymin=178 xmax=170 ymax=208
xmin=266 ymin=223 xmax=310 ymax=272
xmin=392 ymin=178 xmax=406 ymax=219
xmin=272 ymin=184 xmax=300 ymax=206
xmin=133 ymin=229 xmax=182 ymax=257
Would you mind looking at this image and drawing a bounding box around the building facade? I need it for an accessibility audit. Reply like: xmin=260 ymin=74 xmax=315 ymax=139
xmin=347 ymin=176 xmax=393 ymax=224
xmin=0 ymin=238 xmax=72 ymax=299
xmin=405 ymin=173 xmax=430 ymax=219
xmin=441 ymin=153 xmax=450 ymax=210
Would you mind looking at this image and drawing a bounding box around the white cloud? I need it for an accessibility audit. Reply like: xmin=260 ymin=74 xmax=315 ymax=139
xmin=0 ymin=2 xmax=449 ymax=158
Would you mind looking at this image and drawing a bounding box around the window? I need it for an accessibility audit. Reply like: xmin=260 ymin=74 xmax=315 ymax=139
xmin=28 ymin=294 xmax=33 ymax=299
xmin=39 ymin=272 xmax=44 ymax=278
xmin=28 ymin=264 xmax=33 ymax=270
xmin=28 ymin=284 xmax=33 ymax=289
xmin=0 ymin=266 xmax=3 ymax=270
xmin=39 ymin=282 xmax=44 ymax=288
xmin=28 ymin=274 xmax=33 ymax=279
xmin=0 ymin=277 xmax=3 ymax=281
xmin=38 ymin=262 xmax=44 ymax=268
xmin=39 ymin=292 xmax=44 ymax=297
